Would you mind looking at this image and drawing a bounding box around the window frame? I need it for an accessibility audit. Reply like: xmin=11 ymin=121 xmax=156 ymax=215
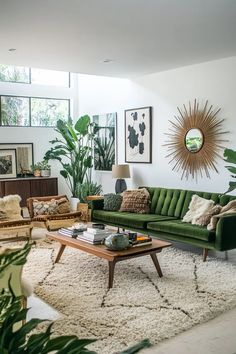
xmin=0 ymin=94 xmax=70 ymax=128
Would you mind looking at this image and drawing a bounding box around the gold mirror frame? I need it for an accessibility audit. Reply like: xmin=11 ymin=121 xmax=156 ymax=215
xmin=165 ymin=99 xmax=228 ymax=180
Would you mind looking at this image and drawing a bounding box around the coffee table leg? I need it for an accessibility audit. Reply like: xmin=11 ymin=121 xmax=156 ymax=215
xmin=108 ymin=261 xmax=116 ymax=289
xmin=150 ymin=253 xmax=163 ymax=277
xmin=55 ymin=244 xmax=66 ymax=263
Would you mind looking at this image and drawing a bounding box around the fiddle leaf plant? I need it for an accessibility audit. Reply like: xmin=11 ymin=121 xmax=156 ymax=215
xmin=44 ymin=116 xmax=94 ymax=197
xmin=224 ymin=148 xmax=236 ymax=194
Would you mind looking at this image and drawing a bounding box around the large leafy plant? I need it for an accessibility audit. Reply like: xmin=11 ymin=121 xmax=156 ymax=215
xmin=224 ymin=148 xmax=236 ymax=194
xmin=0 ymin=244 xmax=151 ymax=353
xmin=44 ymin=116 xmax=94 ymax=197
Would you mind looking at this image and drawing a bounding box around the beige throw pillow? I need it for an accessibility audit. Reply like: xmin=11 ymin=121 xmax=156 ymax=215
xmin=194 ymin=205 xmax=222 ymax=226
xmin=183 ymin=194 xmax=215 ymax=224
xmin=119 ymin=188 xmax=150 ymax=214
xmin=57 ymin=197 xmax=71 ymax=214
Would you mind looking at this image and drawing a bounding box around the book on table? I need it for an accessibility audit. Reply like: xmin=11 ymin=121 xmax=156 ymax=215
xmin=129 ymin=235 xmax=152 ymax=247
xmin=76 ymin=235 xmax=102 ymax=244
xmin=58 ymin=224 xmax=87 ymax=237
xmin=82 ymin=230 xmax=112 ymax=241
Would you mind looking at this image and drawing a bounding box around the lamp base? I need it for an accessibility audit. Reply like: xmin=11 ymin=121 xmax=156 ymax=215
xmin=115 ymin=179 xmax=127 ymax=194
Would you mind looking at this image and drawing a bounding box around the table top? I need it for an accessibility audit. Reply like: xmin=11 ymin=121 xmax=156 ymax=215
xmin=47 ymin=231 xmax=172 ymax=261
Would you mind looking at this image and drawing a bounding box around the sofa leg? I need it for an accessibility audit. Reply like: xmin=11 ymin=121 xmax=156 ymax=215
xmin=203 ymin=248 xmax=208 ymax=262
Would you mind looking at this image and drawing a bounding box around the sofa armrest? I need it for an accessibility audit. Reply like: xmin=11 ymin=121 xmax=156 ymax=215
xmin=215 ymin=214 xmax=236 ymax=251
xmin=91 ymin=199 xmax=104 ymax=211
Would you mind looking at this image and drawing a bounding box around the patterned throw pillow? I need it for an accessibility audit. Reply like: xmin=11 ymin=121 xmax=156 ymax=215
xmin=119 ymin=188 xmax=150 ymax=214
xmin=103 ymin=193 xmax=123 ymax=211
xmin=57 ymin=197 xmax=71 ymax=214
xmin=33 ymin=200 xmax=59 ymax=216
xmin=194 ymin=205 xmax=222 ymax=226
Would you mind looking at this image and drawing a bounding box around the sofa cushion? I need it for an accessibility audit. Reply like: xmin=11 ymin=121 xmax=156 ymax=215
xmin=182 ymin=194 xmax=215 ymax=224
xmin=0 ymin=194 xmax=23 ymax=221
xmin=147 ymin=220 xmax=216 ymax=242
xmin=93 ymin=210 xmax=177 ymax=229
xmin=120 ymin=188 xmax=150 ymax=214
xmin=104 ymin=193 xmax=123 ymax=211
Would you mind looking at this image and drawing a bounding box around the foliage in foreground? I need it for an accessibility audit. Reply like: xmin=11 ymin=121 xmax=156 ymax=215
xmin=0 ymin=244 xmax=151 ymax=353
xmin=224 ymin=148 xmax=236 ymax=194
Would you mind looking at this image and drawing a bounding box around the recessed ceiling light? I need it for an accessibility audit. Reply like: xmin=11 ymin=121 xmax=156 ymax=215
xmin=8 ymin=48 xmax=16 ymax=52
xmin=101 ymin=59 xmax=114 ymax=63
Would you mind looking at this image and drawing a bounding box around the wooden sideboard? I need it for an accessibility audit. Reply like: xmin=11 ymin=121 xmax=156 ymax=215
xmin=0 ymin=177 xmax=58 ymax=206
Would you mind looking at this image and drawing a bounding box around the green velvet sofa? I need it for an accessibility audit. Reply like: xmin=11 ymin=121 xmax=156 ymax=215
xmin=91 ymin=187 xmax=236 ymax=261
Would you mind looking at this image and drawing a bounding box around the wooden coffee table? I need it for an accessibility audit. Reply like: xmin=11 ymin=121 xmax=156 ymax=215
xmin=47 ymin=232 xmax=172 ymax=289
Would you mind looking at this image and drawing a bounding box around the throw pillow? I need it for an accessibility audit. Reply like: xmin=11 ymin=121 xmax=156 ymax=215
xmin=194 ymin=204 xmax=222 ymax=226
xmin=119 ymin=188 xmax=150 ymax=214
xmin=183 ymin=194 xmax=215 ymax=224
xmin=103 ymin=193 xmax=123 ymax=211
xmin=0 ymin=194 xmax=22 ymax=221
xmin=33 ymin=199 xmax=59 ymax=216
xmin=207 ymin=199 xmax=236 ymax=230
xmin=57 ymin=197 xmax=71 ymax=214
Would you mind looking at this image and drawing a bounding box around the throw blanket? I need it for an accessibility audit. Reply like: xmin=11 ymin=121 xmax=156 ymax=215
xmin=207 ymin=200 xmax=236 ymax=230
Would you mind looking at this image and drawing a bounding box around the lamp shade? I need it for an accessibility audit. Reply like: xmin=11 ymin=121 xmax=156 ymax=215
xmin=112 ymin=164 xmax=130 ymax=179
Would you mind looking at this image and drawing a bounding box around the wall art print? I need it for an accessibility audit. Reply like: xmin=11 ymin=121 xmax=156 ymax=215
xmin=93 ymin=112 xmax=117 ymax=171
xmin=0 ymin=149 xmax=17 ymax=179
xmin=0 ymin=143 xmax=34 ymax=176
xmin=125 ymin=106 xmax=152 ymax=163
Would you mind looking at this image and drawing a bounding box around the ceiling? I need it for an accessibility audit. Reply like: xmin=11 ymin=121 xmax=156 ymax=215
xmin=0 ymin=0 xmax=236 ymax=78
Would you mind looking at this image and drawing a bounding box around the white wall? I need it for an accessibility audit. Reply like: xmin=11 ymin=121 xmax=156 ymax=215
xmin=0 ymin=74 xmax=79 ymax=196
xmin=78 ymin=56 xmax=236 ymax=195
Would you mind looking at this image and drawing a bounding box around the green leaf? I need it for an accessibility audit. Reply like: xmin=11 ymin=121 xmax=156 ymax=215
xmin=119 ymin=339 xmax=152 ymax=354
xmin=75 ymin=115 xmax=91 ymax=136
xmin=225 ymin=181 xmax=236 ymax=194
xmin=224 ymin=148 xmax=236 ymax=164
xmin=60 ymin=170 xmax=68 ymax=179
xmin=225 ymin=165 xmax=236 ymax=175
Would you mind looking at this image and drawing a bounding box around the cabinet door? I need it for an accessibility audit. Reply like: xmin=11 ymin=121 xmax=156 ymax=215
xmin=30 ymin=178 xmax=58 ymax=197
xmin=4 ymin=180 xmax=31 ymax=206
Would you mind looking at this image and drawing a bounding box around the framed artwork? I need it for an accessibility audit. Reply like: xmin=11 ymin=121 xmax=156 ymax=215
xmin=125 ymin=106 xmax=152 ymax=163
xmin=93 ymin=112 xmax=117 ymax=171
xmin=0 ymin=143 xmax=34 ymax=176
xmin=0 ymin=149 xmax=17 ymax=179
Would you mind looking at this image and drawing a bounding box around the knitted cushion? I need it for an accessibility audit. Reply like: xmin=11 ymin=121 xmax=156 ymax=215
xmin=104 ymin=193 xmax=123 ymax=211
xmin=33 ymin=199 xmax=59 ymax=216
xmin=57 ymin=197 xmax=71 ymax=214
xmin=119 ymin=188 xmax=150 ymax=214
xmin=194 ymin=205 xmax=222 ymax=226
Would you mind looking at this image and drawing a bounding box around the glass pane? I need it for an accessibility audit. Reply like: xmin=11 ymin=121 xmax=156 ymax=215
xmin=31 ymin=68 xmax=69 ymax=87
xmin=1 ymin=96 xmax=30 ymax=126
xmin=0 ymin=64 xmax=30 ymax=83
xmin=31 ymin=98 xmax=69 ymax=126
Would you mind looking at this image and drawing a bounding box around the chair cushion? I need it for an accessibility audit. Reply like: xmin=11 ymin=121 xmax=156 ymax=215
xmin=120 ymin=188 xmax=150 ymax=214
xmin=93 ymin=210 xmax=177 ymax=229
xmin=147 ymin=220 xmax=215 ymax=242
xmin=57 ymin=197 xmax=71 ymax=214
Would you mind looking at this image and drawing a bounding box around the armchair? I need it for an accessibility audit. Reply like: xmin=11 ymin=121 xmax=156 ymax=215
xmin=0 ymin=194 xmax=32 ymax=242
xmin=27 ymin=195 xmax=81 ymax=231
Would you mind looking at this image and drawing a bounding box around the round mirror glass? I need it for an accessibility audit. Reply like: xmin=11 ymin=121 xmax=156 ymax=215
xmin=185 ymin=128 xmax=204 ymax=152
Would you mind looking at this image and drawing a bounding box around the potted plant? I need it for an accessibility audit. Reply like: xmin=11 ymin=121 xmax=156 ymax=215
xmin=224 ymin=148 xmax=236 ymax=194
xmin=39 ymin=160 xmax=51 ymax=177
xmin=30 ymin=162 xmax=42 ymax=177
xmin=44 ymin=116 xmax=94 ymax=209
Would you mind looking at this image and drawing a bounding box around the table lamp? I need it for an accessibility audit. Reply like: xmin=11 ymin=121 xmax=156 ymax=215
xmin=112 ymin=164 xmax=130 ymax=194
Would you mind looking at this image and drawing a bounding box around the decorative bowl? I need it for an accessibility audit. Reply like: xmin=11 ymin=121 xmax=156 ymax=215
xmin=104 ymin=233 xmax=130 ymax=251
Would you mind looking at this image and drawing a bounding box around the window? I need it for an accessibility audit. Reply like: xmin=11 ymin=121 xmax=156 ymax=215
xmin=0 ymin=65 xmax=30 ymax=84
xmin=1 ymin=96 xmax=30 ymax=126
xmin=0 ymin=95 xmax=69 ymax=127
xmin=31 ymin=98 xmax=70 ymax=127
xmin=31 ymin=68 xmax=70 ymax=87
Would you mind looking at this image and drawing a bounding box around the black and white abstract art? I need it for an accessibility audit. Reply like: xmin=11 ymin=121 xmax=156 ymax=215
xmin=125 ymin=106 xmax=152 ymax=163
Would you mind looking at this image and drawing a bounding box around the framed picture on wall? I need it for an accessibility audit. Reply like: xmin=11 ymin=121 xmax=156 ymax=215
xmin=0 ymin=143 xmax=34 ymax=176
xmin=0 ymin=149 xmax=17 ymax=179
xmin=125 ymin=106 xmax=152 ymax=163
xmin=93 ymin=112 xmax=117 ymax=171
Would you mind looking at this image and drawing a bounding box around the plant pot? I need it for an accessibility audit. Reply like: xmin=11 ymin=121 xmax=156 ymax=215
xmin=41 ymin=169 xmax=51 ymax=177
xmin=34 ymin=170 xmax=41 ymax=177
xmin=70 ymin=197 xmax=80 ymax=211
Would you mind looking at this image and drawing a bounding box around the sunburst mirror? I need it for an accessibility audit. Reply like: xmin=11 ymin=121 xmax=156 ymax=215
xmin=165 ymin=99 xmax=228 ymax=180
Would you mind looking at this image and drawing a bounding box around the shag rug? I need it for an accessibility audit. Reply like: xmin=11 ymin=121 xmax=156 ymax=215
xmin=23 ymin=238 xmax=236 ymax=354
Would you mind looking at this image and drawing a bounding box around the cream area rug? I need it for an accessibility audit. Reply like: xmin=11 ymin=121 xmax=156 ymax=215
xmin=23 ymin=237 xmax=236 ymax=354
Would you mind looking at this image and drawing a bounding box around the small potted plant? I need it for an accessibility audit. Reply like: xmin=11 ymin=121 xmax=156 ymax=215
xmin=39 ymin=160 xmax=51 ymax=177
xmin=30 ymin=162 xmax=42 ymax=177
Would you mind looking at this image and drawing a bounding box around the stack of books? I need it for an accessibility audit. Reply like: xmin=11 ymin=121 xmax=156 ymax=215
xmin=58 ymin=224 xmax=87 ymax=238
xmin=77 ymin=227 xmax=112 ymax=244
